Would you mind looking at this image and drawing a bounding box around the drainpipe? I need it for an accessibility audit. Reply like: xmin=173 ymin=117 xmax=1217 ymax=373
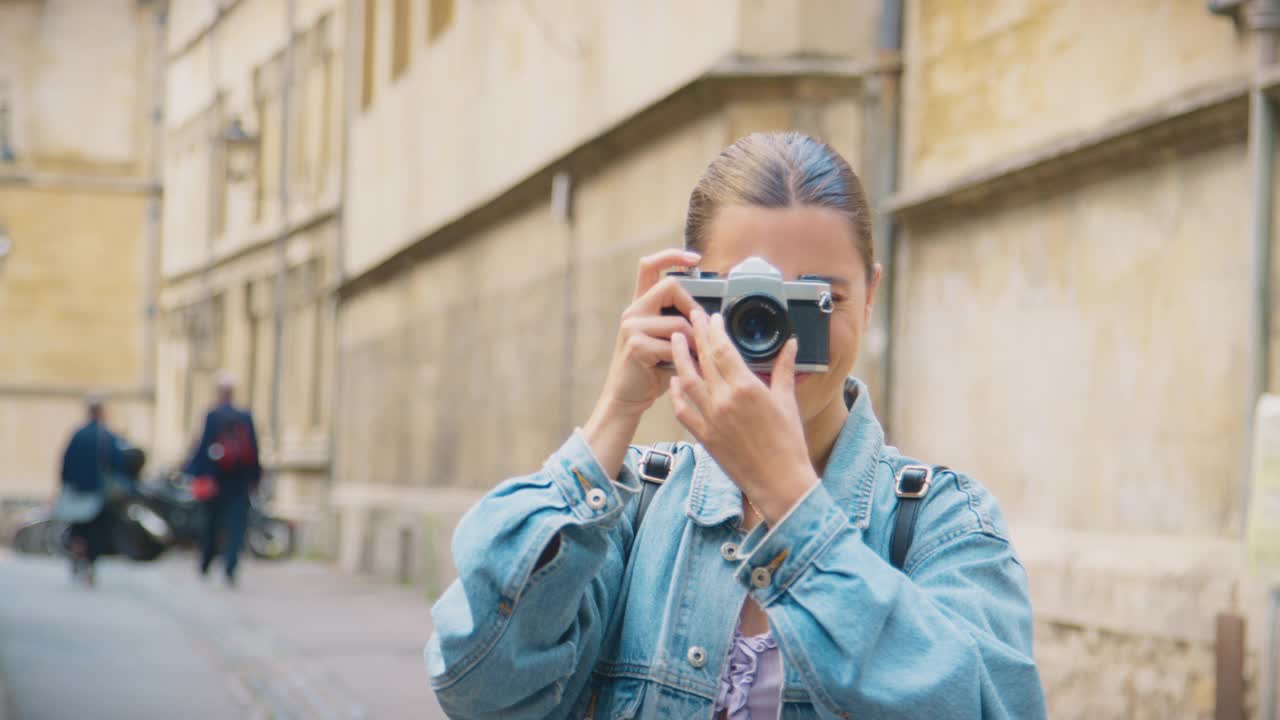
xmin=269 ymin=0 xmax=297 ymax=460
xmin=1226 ymin=1 xmax=1280 ymax=718
xmin=185 ymin=1 xmax=224 ymax=432
xmin=326 ymin=0 xmax=359 ymax=542
xmin=1249 ymin=4 xmax=1280 ymax=716
xmin=873 ymin=0 xmax=903 ymax=435
xmin=143 ymin=4 xmax=166 ymax=402
xmin=1248 ymin=0 xmax=1280 ymax=451
xmin=553 ymin=171 xmax=575 ymax=437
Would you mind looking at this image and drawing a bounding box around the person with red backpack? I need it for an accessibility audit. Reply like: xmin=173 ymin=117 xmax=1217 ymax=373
xmin=186 ymin=371 xmax=262 ymax=587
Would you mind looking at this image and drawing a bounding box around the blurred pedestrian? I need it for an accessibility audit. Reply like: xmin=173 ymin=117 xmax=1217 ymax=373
xmin=54 ymin=394 xmax=130 ymax=587
xmin=186 ymin=371 xmax=261 ymax=587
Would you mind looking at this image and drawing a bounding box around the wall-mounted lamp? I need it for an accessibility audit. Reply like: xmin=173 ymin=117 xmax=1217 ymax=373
xmin=222 ymin=118 xmax=260 ymax=183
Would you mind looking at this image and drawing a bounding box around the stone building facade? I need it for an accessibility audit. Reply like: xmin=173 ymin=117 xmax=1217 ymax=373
xmin=333 ymin=1 xmax=1275 ymax=716
xmin=891 ymin=2 xmax=1270 ymax=716
xmin=156 ymin=0 xmax=345 ymax=536
xmin=7 ymin=0 xmax=1276 ymax=716
xmin=0 ymin=0 xmax=163 ymax=511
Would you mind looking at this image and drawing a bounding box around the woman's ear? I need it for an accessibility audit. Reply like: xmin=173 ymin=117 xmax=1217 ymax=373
xmin=864 ymin=263 xmax=883 ymax=323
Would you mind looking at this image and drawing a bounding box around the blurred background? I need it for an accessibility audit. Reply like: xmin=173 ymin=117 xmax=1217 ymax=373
xmin=0 ymin=0 xmax=1277 ymax=718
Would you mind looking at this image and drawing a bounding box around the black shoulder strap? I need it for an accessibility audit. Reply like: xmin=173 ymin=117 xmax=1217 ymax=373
xmin=890 ymin=464 xmax=949 ymax=571
xmin=841 ymin=376 xmax=942 ymax=572
xmin=633 ymin=442 xmax=676 ymax=531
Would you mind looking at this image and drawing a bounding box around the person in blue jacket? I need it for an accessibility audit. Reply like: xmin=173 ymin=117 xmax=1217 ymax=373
xmin=186 ymin=372 xmax=261 ymax=587
xmin=57 ymin=394 xmax=130 ymax=586
xmin=426 ymin=132 xmax=1047 ymax=719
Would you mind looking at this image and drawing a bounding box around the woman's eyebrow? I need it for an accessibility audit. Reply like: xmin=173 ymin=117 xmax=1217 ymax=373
xmin=801 ymin=274 xmax=852 ymax=289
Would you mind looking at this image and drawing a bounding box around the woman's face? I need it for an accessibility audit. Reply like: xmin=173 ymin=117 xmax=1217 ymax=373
xmin=697 ymin=204 xmax=880 ymax=426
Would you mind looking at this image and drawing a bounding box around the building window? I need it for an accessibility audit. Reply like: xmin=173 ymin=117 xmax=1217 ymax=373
xmin=362 ymin=0 xmax=378 ymax=109
xmin=254 ymin=56 xmax=284 ymax=222
xmin=427 ymin=0 xmax=455 ymax=42
xmin=297 ymin=14 xmax=335 ymax=200
xmin=392 ymin=0 xmax=411 ymax=78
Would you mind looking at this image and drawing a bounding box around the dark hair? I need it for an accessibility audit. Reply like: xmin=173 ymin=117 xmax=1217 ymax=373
xmin=684 ymin=131 xmax=874 ymax=278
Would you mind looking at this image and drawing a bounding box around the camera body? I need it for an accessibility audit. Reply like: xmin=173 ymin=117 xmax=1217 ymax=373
xmin=663 ymin=256 xmax=834 ymax=372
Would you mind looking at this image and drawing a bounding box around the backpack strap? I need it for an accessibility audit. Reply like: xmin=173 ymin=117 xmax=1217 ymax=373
xmin=891 ymin=464 xmax=950 ymax=571
xmin=633 ymin=442 xmax=676 ymax=531
xmin=841 ymin=376 xmax=945 ymax=572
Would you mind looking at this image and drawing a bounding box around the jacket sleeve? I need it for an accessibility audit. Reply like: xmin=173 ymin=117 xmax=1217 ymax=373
xmin=185 ymin=411 xmax=216 ymax=477
xmin=425 ymin=431 xmax=643 ymax=719
xmin=736 ymin=482 xmax=1046 ymax=720
xmin=103 ymin=430 xmax=130 ymax=472
xmin=243 ymin=412 xmax=263 ymax=486
xmin=60 ymin=433 xmax=75 ymax=488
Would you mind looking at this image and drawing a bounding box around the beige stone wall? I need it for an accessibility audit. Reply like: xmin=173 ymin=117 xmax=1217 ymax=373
xmin=155 ymin=232 xmax=333 ymax=468
xmin=1035 ymin=620 xmax=1236 ymax=720
xmin=893 ymin=144 xmax=1250 ymax=536
xmin=163 ymin=0 xmax=344 ymax=278
xmin=157 ymin=0 xmax=344 ymax=541
xmin=0 ymin=0 xmax=160 ymax=504
xmin=0 ymin=188 xmax=149 ymax=388
xmin=894 ymin=2 xmax=1267 ymax=715
xmin=343 ymin=0 xmax=875 ymax=277
xmin=901 ymin=0 xmax=1249 ymax=191
xmin=0 ymin=0 xmax=157 ymax=175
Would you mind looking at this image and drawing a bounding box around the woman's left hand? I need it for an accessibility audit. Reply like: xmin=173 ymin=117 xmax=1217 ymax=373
xmin=669 ymin=308 xmax=819 ymax=525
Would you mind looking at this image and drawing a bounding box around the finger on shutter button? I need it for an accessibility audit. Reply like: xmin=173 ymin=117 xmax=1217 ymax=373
xmin=585 ymin=488 xmax=607 ymax=509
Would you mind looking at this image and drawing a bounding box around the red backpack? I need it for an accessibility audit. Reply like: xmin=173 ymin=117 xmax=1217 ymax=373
xmin=208 ymin=418 xmax=257 ymax=473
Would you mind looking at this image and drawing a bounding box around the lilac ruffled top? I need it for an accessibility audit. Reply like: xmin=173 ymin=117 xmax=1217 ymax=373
xmin=713 ymin=624 xmax=782 ymax=719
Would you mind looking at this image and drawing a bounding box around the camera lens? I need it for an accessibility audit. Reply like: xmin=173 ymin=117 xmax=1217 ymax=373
xmin=725 ymin=294 xmax=789 ymax=362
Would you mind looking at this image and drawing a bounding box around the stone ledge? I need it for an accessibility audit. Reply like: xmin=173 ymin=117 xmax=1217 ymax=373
xmin=1012 ymin=525 xmax=1269 ymax=649
xmin=0 ymin=171 xmax=159 ymax=195
xmin=0 ymin=383 xmax=154 ymax=401
xmin=887 ymin=78 xmax=1251 ymax=226
xmin=330 ymin=483 xmax=486 ymax=517
xmin=161 ymin=199 xmax=340 ymax=290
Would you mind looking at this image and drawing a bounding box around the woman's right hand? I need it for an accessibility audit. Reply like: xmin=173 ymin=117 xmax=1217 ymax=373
xmin=583 ymin=249 xmax=701 ymax=476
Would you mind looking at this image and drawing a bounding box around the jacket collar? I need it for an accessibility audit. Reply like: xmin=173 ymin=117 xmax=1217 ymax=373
xmin=685 ymin=377 xmax=885 ymax=529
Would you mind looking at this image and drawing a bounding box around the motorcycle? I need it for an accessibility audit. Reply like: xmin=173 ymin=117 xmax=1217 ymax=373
xmin=12 ymin=445 xmax=172 ymax=562
xmin=139 ymin=468 xmax=297 ymax=561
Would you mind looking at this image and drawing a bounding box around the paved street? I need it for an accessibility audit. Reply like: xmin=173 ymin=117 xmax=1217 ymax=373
xmin=0 ymin=549 xmax=448 ymax=720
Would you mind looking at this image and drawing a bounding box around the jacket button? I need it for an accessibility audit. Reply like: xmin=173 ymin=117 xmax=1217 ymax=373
xmin=720 ymin=542 xmax=738 ymax=561
xmin=585 ymin=488 xmax=607 ymax=509
xmin=750 ymin=567 xmax=772 ymax=589
xmin=687 ymin=645 xmax=708 ymax=668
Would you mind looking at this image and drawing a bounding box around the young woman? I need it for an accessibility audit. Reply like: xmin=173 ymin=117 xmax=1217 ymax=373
xmin=427 ymin=132 xmax=1046 ymax=719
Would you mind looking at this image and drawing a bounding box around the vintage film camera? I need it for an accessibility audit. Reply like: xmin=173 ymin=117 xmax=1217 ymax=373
xmin=662 ymin=256 xmax=834 ymax=372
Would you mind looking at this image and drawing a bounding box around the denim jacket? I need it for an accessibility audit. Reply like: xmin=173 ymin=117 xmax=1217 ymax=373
xmin=426 ymin=379 xmax=1047 ymax=719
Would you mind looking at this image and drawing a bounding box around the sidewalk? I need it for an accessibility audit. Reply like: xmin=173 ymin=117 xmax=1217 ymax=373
xmin=0 ymin=549 xmax=448 ymax=720
xmin=132 ymin=553 xmax=449 ymax=720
